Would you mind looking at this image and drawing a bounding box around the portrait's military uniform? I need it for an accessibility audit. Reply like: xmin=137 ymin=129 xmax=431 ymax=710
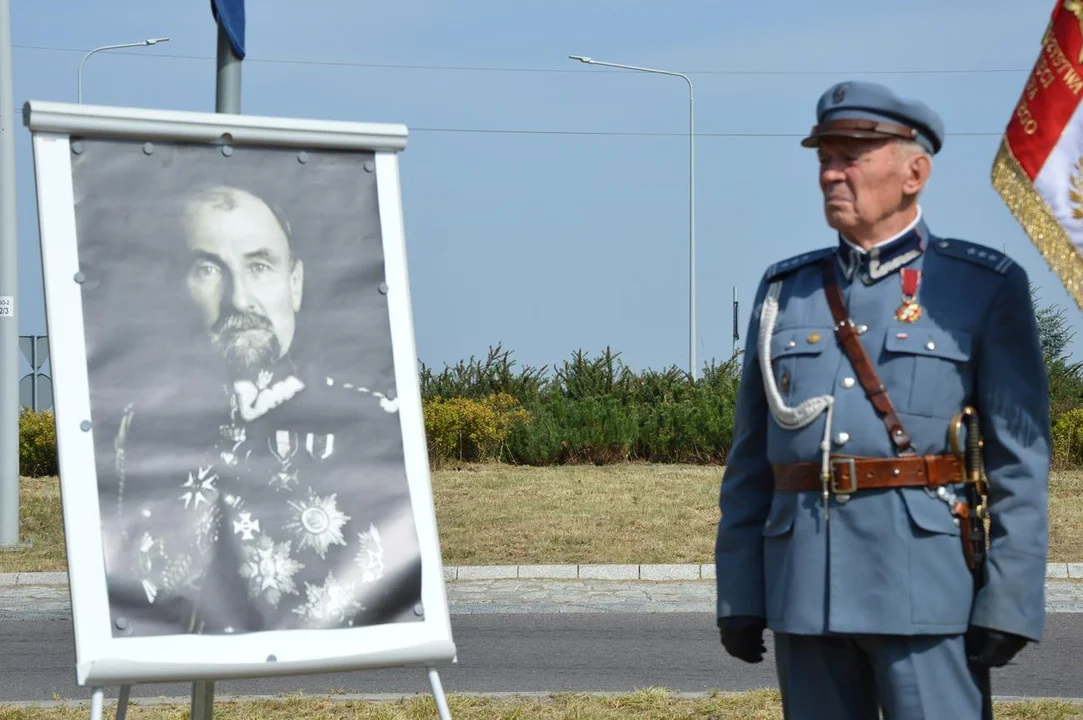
xmin=102 ymin=355 xmax=423 ymax=637
xmin=714 ymin=81 xmax=1051 ymax=719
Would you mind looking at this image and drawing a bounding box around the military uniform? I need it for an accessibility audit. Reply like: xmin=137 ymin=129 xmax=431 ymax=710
xmin=714 ymin=82 xmax=1051 ymax=719
xmin=102 ymin=355 xmax=423 ymax=637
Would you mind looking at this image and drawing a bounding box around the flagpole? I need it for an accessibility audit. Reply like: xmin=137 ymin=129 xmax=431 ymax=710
xmin=216 ymin=23 xmax=241 ymax=113
xmin=213 ymin=0 xmax=244 ymax=114
xmin=193 ymin=4 xmax=244 ymax=716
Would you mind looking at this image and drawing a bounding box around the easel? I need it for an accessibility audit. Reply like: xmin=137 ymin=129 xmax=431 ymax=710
xmin=89 ymin=670 xmax=454 ymax=720
xmin=26 ymin=14 xmax=458 ymax=718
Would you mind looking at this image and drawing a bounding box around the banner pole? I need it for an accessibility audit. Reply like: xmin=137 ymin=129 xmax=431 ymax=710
xmin=215 ymin=23 xmax=241 ymax=114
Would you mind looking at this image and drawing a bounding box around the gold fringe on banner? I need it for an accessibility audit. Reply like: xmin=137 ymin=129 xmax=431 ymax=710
xmin=991 ymin=137 xmax=1083 ymax=310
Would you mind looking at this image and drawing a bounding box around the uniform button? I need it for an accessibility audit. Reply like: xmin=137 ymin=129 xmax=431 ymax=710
xmin=786 ymin=340 xmax=796 ymax=349
xmin=925 ymin=340 xmax=936 ymax=351
xmin=835 ymin=432 xmax=850 ymax=444
xmin=842 ymin=377 xmax=855 ymax=388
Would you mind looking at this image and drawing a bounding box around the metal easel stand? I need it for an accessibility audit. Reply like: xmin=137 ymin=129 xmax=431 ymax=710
xmin=87 ymin=684 xmax=131 ymax=720
xmin=428 ymin=667 xmax=453 ymax=720
xmin=90 ymin=674 xmax=449 ymax=720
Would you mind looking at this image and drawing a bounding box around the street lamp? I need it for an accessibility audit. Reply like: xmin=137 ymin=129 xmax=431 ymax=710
xmin=78 ymin=37 xmax=170 ymax=103
xmin=569 ymin=54 xmax=697 ymax=379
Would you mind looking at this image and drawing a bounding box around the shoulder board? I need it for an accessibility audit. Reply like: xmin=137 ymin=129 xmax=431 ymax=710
xmin=764 ymin=246 xmax=836 ymax=281
xmin=928 ymin=237 xmax=1015 ymax=275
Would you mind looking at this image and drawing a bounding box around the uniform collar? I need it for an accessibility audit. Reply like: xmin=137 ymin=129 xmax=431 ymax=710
xmin=836 ymin=207 xmax=927 ymax=284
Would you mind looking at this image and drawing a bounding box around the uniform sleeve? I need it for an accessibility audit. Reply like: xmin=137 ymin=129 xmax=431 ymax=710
xmin=969 ymin=262 xmax=1051 ymax=642
xmin=715 ymin=275 xmax=775 ymax=620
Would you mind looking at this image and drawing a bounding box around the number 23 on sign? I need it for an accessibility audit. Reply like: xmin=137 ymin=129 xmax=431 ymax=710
xmin=0 ymin=296 xmax=13 ymax=318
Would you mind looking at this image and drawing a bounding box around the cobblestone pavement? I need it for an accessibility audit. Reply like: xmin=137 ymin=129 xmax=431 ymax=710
xmin=2 ymin=571 xmax=1082 ymax=619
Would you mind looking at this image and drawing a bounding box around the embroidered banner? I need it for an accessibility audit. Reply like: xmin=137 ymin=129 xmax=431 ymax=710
xmin=992 ymin=0 xmax=1083 ymax=308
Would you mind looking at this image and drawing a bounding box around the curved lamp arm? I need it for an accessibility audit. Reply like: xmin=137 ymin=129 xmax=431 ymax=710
xmin=78 ymin=38 xmax=170 ymax=103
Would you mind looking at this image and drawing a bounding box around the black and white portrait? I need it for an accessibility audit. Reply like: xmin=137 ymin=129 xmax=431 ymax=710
xmin=68 ymin=137 xmax=424 ymax=638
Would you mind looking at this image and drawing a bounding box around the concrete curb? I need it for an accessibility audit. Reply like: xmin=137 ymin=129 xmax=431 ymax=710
xmin=4 ymin=563 xmax=1082 ymax=586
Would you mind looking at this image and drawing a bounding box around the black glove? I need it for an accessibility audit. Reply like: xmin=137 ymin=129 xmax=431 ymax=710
xmin=717 ymin=615 xmax=767 ymax=663
xmin=966 ymin=626 xmax=1030 ymax=667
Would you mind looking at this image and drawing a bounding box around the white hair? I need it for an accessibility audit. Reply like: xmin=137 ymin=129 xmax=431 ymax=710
xmin=895 ymin=138 xmax=933 ymax=164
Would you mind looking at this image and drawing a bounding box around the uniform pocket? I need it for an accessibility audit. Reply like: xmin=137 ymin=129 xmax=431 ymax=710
xmin=900 ymin=488 xmax=972 ymax=627
xmin=769 ymin=327 xmax=833 ymax=406
xmin=883 ymin=326 xmax=973 ymax=418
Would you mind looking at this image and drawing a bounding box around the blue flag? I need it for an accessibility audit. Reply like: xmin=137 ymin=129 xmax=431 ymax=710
xmin=211 ymin=0 xmax=245 ymax=59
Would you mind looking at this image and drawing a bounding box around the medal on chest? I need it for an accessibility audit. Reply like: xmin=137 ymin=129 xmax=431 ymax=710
xmin=894 ymin=267 xmax=922 ymax=323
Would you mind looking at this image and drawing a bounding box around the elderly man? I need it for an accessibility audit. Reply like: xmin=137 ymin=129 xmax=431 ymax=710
xmin=103 ymin=185 xmax=421 ymax=637
xmin=714 ymin=81 xmax=1050 ymax=718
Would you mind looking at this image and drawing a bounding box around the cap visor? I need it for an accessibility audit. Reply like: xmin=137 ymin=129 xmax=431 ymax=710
xmin=801 ymin=129 xmax=902 ymax=148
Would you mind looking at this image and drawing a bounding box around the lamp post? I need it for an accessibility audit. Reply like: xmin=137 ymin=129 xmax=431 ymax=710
xmin=78 ymin=37 xmax=170 ymax=103
xmin=569 ymin=54 xmax=697 ymax=379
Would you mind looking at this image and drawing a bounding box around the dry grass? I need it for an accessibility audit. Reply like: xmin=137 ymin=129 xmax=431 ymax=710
xmin=0 ymin=689 xmax=1078 ymax=720
xmin=1050 ymin=471 xmax=1083 ymax=564
xmin=0 ymin=476 xmax=68 ymax=573
xmin=433 ymin=463 xmax=721 ymax=565
xmin=2 ymin=466 xmax=1081 ymax=573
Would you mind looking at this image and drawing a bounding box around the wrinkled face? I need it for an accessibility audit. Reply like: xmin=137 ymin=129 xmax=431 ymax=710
xmin=817 ymin=137 xmax=926 ymax=237
xmin=183 ymin=190 xmax=304 ymax=377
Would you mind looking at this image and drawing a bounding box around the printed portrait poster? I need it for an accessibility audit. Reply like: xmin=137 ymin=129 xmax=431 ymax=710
xmin=68 ymin=137 xmax=424 ymax=638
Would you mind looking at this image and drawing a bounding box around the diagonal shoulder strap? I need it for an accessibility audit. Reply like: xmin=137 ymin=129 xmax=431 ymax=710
xmin=820 ymin=256 xmax=914 ymax=455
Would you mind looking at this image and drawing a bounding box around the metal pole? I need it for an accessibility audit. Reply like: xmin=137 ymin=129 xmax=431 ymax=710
xmin=688 ymin=81 xmax=695 ymax=380
xmin=187 ymin=15 xmax=241 ymax=714
xmin=215 ymin=25 xmax=241 ymax=113
xmin=0 ymin=0 xmax=20 ymax=547
xmin=732 ymin=287 xmax=739 ymax=358
xmin=30 ymin=339 xmax=36 ymax=411
xmin=568 ymin=56 xmax=696 ymax=378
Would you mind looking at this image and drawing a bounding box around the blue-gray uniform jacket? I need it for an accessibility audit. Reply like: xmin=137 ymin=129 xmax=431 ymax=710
xmin=715 ymin=218 xmax=1051 ymax=642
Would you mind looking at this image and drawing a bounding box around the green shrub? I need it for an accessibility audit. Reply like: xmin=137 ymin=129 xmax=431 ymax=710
xmin=424 ymin=346 xmax=745 ymax=466
xmin=1051 ymin=407 xmax=1083 ymax=470
xmin=19 ymin=408 xmax=58 ymax=477
xmin=422 ymin=392 xmax=530 ymax=465
xmin=420 ymin=343 xmax=547 ymax=406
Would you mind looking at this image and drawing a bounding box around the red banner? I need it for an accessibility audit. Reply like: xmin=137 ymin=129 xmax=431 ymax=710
xmin=992 ymin=1 xmax=1083 ymax=309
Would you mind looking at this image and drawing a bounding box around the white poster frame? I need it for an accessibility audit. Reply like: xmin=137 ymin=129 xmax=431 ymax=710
xmin=23 ymin=100 xmax=456 ymax=688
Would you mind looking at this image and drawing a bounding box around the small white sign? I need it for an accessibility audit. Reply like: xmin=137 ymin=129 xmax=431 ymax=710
xmin=0 ymin=296 xmax=13 ymax=318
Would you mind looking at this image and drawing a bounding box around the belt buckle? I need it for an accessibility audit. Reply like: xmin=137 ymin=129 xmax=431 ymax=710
xmin=830 ymin=457 xmax=858 ymax=495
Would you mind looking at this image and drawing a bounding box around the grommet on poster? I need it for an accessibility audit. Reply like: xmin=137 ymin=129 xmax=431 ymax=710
xmin=74 ymin=272 xmax=86 ymax=284
xmin=222 ymin=145 xmax=234 ymax=157
xmin=386 ymin=389 xmax=397 ymax=401
xmin=298 ymin=151 xmax=308 ymax=164
xmin=266 ymin=654 xmax=277 ymax=662
xmin=80 ymin=420 xmax=92 ymax=432
xmin=378 ymin=282 xmax=389 ymax=295
xmin=414 ymin=603 xmax=425 ymax=617
xmin=71 ymin=141 xmax=83 ymax=155
xmin=115 ymin=617 xmax=129 ymax=631
xmin=364 ymin=160 xmax=375 ymax=173
xmin=142 ymin=142 xmax=155 ymax=156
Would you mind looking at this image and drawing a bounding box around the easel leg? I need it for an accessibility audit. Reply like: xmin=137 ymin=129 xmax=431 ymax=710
xmin=427 ymin=668 xmax=452 ymax=720
xmin=190 ymin=680 xmax=215 ymax=720
xmin=116 ymin=685 xmax=131 ymax=720
xmin=88 ymin=687 xmax=104 ymax=720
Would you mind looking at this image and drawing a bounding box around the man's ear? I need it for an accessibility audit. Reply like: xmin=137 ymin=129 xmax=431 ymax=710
xmin=903 ymin=152 xmax=932 ymax=196
xmin=290 ymin=259 xmax=304 ymax=312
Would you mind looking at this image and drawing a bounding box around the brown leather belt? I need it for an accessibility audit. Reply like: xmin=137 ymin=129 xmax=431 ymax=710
xmin=773 ymin=454 xmax=965 ymax=494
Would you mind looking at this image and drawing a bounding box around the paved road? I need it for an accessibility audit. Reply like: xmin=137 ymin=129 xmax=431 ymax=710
xmin=2 ymin=613 xmax=1080 ymax=703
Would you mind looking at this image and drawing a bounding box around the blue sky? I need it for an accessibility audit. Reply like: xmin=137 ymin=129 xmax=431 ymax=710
xmin=8 ymin=0 xmax=1082 ymax=380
